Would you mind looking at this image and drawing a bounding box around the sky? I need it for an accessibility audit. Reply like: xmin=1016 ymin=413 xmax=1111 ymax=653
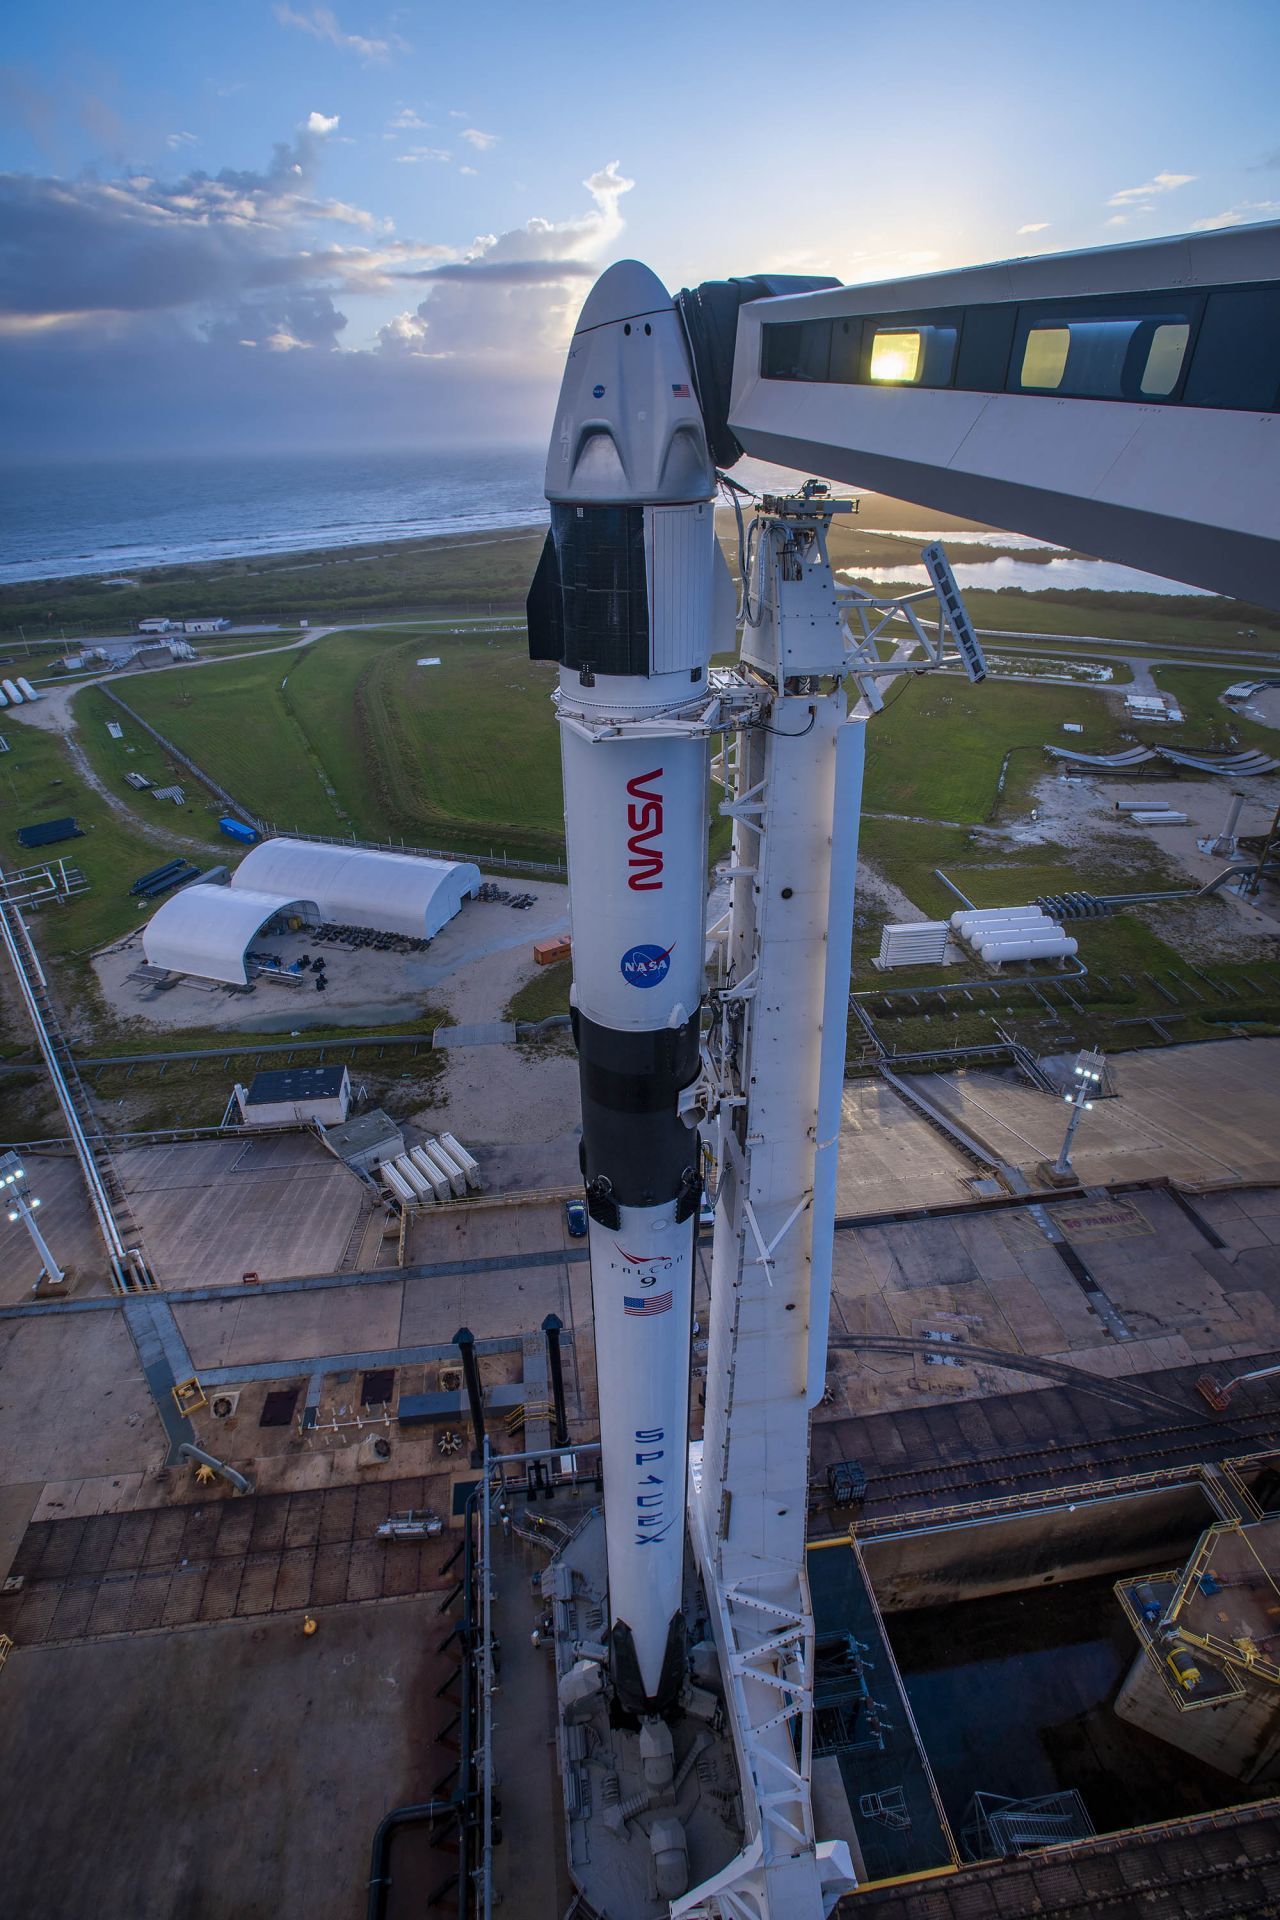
xmin=3 ymin=0 xmax=1280 ymax=459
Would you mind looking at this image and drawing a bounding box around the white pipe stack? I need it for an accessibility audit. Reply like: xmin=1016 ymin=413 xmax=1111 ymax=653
xmin=381 ymin=1161 xmax=415 ymax=1204
xmin=439 ymin=1131 xmax=482 ymax=1192
xmin=408 ymin=1144 xmax=450 ymax=1203
xmin=422 ymin=1137 xmax=467 ymax=1199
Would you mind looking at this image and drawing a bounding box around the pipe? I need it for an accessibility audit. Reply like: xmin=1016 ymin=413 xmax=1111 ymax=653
xmin=542 ymin=1313 xmax=569 ymax=1447
xmin=177 ymin=1442 xmax=253 ymax=1494
xmin=454 ymin=1325 xmax=486 ymax=1464
xmin=366 ymin=1801 xmax=454 ymax=1920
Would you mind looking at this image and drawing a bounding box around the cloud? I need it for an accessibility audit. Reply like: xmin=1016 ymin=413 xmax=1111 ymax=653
xmin=1016 ymin=221 xmax=1049 ymax=235
xmin=0 ymin=130 xmax=425 ymax=324
xmin=273 ymin=5 xmax=397 ymax=62
xmin=378 ymin=160 xmax=634 ymax=363
xmin=166 ymin=131 xmax=199 ymax=150
xmin=1105 ymin=214 xmax=1129 ymax=227
xmin=306 ymin=110 xmax=340 ymax=135
xmin=1191 ymin=201 xmax=1280 ymax=232
xmin=397 ymin=258 xmax=596 ymax=284
xmin=396 ymin=146 xmax=451 ymax=164
xmin=0 ymin=142 xmax=633 ymax=457
xmin=459 ymin=166 xmax=477 ymax=177
xmin=1107 ymin=170 xmax=1194 ymax=207
xmin=390 ymin=108 xmax=429 ymax=129
xmin=461 ymin=128 xmax=499 ymax=151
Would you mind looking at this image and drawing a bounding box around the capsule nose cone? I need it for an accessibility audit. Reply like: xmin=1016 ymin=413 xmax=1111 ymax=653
xmin=574 ymin=258 xmax=672 ymax=334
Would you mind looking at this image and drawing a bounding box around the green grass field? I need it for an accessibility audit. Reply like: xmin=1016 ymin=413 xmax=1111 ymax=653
xmin=0 ymin=719 xmax=201 ymax=959
xmin=862 ymin=673 xmax=1119 ymax=822
xmin=121 ymin=623 xmax=567 ymax=861
xmin=71 ymin=686 xmax=231 ymax=849
xmin=0 ymin=529 xmax=545 ymax=641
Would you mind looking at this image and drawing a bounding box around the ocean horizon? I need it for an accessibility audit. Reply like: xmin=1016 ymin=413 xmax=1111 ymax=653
xmin=0 ymin=447 xmax=1220 ymax=598
xmin=0 ymin=445 xmax=552 ymax=586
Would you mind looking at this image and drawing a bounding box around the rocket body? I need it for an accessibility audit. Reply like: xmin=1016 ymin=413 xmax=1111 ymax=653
xmin=528 ymin=261 xmax=720 ymax=1714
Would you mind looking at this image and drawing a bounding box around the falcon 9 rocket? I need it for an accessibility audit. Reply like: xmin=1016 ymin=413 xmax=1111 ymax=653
xmin=527 ymin=260 xmax=725 ymax=1715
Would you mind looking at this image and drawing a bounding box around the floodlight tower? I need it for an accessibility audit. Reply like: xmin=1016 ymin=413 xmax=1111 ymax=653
xmin=1054 ymin=1048 xmax=1106 ymax=1177
xmin=0 ymin=1149 xmax=65 ymax=1291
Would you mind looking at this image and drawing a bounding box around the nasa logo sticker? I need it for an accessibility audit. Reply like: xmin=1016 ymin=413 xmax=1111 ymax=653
xmin=593 ymin=383 xmax=606 ymax=399
xmin=620 ymin=942 xmax=673 ymax=989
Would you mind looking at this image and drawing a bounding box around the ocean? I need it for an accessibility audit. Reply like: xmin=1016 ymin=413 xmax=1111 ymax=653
xmin=0 ymin=448 xmax=1216 ymax=597
xmin=0 ymin=446 xmax=551 ymax=586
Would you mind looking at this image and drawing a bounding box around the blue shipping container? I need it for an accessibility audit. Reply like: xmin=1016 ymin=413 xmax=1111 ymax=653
xmin=219 ymin=816 xmax=258 ymax=844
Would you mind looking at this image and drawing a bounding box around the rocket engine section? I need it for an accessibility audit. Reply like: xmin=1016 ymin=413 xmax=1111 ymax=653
xmin=527 ymin=260 xmax=724 ymax=1715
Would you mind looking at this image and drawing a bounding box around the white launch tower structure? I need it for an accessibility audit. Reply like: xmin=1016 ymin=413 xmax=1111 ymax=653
xmin=528 ymin=220 xmax=1280 ymax=1919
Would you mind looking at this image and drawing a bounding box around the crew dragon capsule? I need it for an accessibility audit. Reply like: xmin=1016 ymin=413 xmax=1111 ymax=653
xmin=526 ymin=261 xmax=732 ymax=1715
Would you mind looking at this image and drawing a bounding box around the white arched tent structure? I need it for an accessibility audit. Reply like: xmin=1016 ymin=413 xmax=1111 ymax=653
xmin=230 ymin=839 xmax=480 ymax=938
xmin=143 ymin=884 xmax=319 ymax=986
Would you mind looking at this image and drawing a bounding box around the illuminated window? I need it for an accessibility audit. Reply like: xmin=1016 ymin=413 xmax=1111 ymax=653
xmin=868 ymin=330 xmax=922 ymax=383
xmin=1141 ymin=321 xmax=1190 ymax=396
xmin=1021 ymin=326 xmax=1070 ymax=389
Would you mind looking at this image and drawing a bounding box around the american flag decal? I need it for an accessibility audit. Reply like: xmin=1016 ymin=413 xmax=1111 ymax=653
xmin=624 ymin=1291 xmax=673 ymax=1317
xmin=671 ymin=383 xmax=690 ymax=398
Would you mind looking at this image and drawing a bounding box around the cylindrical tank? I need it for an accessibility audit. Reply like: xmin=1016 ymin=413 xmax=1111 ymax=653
xmin=981 ymin=934 xmax=1078 ymax=963
xmin=958 ymin=909 xmax=1050 ymax=943
xmin=14 ymin=677 xmax=38 ymax=702
xmin=1 ymin=680 xmax=23 ymax=705
xmin=408 ymin=1145 xmax=449 ymax=1203
xmin=394 ymin=1155 xmax=434 ymax=1202
xmin=0 ymin=687 xmax=8 ymax=708
xmin=381 ymin=1162 xmax=415 ymax=1203
xmin=422 ymin=1137 xmax=466 ymax=1199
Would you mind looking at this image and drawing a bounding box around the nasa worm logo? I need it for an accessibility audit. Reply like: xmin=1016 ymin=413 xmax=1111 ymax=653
xmin=620 ymin=942 xmax=674 ymax=989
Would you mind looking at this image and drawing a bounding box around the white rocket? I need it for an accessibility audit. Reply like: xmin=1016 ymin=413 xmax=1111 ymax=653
xmin=528 ymin=261 xmax=725 ymax=1714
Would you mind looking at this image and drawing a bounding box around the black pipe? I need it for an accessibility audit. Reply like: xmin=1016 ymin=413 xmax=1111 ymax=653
xmin=366 ymin=1801 xmax=453 ymax=1920
xmin=367 ymin=1475 xmax=486 ymax=1920
xmin=453 ymin=1324 xmax=485 ymax=1466
xmin=542 ymin=1313 xmax=569 ymax=1447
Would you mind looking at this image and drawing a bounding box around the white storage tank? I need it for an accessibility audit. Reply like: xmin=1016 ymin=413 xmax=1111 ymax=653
xmin=0 ymin=688 xmax=8 ymax=708
xmin=408 ymin=1145 xmax=450 ymax=1203
xmin=981 ymin=934 xmax=1078 ymax=964
xmin=382 ymin=1162 xmax=416 ymax=1204
xmin=423 ymin=1137 xmax=467 ymax=1199
xmin=958 ymin=909 xmax=1049 ymax=943
xmin=14 ymin=677 xmax=38 ymax=702
xmin=1 ymin=680 xmax=23 ymax=705
xmin=439 ymin=1131 xmax=482 ymax=1192
xmin=394 ymin=1155 xmax=435 ymax=1203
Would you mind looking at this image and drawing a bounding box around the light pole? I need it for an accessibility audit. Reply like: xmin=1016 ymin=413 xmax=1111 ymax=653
xmin=1054 ymin=1048 xmax=1105 ymax=1177
xmin=0 ymin=1151 xmax=66 ymax=1291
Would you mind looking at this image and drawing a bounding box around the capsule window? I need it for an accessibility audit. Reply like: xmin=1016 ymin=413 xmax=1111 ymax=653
xmin=1141 ymin=321 xmax=1190 ymax=396
xmin=1020 ymin=326 xmax=1070 ymax=390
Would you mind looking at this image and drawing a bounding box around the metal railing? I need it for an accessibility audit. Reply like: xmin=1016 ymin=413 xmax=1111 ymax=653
xmin=0 ymin=881 xmax=155 ymax=1291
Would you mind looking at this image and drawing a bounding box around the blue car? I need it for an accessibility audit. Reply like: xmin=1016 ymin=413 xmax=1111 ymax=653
xmin=565 ymin=1200 xmax=588 ymax=1238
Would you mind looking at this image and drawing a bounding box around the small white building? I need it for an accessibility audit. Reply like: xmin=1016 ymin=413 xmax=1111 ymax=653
xmin=235 ymin=1064 xmax=350 ymax=1127
xmin=183 ymin=617 xmax=231 ymax=634
xmin=1125 ymin=692 xmax=1183 ymax=724
xmin=138 ymin=618 xmax=174 ymax=634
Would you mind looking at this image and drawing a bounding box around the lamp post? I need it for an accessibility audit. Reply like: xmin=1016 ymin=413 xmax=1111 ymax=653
xmin=0 ymin=1150 xmax=65 ymax=1291
xmin=1054 ymin=1049 xmax=1105 ymax=1178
